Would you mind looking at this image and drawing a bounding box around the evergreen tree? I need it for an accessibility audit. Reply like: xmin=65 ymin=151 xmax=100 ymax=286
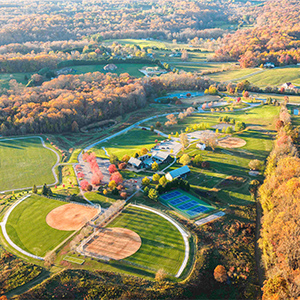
xmin=42 ymin=184 xmax=48 ymax=195
xmin=32 ymin=184 xmax=37 ymax=194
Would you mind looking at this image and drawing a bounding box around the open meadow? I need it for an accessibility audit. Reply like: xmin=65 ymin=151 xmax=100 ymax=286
xmin=0 ymin=137 xmax=58 ymax=191
xmin=91 ymin=128 xmax=164 ymax=160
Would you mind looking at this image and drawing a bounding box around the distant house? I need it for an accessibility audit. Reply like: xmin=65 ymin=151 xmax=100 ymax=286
xmin=264 ymin=62 xmax=275 ymax=68
xmin=166 ymin=165 xmax=190 ymax=181
xmin=169 ymin=52 xmax=181 ymax=57
xmin=128 ymin=157 xmax=144 ymax=169
xmin=103 ymin=64 xmax=117 ymax=71
xmin=152 ymin=151 xmax=170 ymax=163
xmin=56 ymin=67 xmax=74 ymax=75
xmin=282 ymin=82 xmax=299 ymax=91
xmin=196 ymin=143 xmax=206 ymax=150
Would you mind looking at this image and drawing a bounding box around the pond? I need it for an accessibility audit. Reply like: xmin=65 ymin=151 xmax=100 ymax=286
xmin=154 ymin=91 xmax=204 ymax=103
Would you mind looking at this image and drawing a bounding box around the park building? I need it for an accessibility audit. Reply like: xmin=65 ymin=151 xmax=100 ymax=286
xmin=166 ymin=165 xmax=190 ymax=181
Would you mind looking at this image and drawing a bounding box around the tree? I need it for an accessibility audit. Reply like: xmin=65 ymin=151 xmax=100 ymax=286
xmin=152 ymin=161 xmax=159 ymax=171
xmin=32 ymin=184 xmax=37 ymax=194
xmin=192 ymin=154 xmax=203 ymax=167
xmin=122 ymin=154 xmax=130 ymax=162
xmin=165 ymin=114 xmax=177 ymax=127
xmin=71 ymin=120 xmax=79 ymax=132
xmin=155 ymin=268 xmax=167 ymax=281
xmin=249 ymin=159 xmax=263 ymax=171
xmin=181 ymin=50 xmax=188 ymax=61
xmin=202 ymin=161 xmax=210 ymax=169
xmin=142 ymin=177 xmax=150 ymax=186
xmin=108 ymin=164 xmax=117 ymax=174
xmin=235 ymin=121 xmax=246 ymax=131
xmin=87 ymin=184 xmax=93 ymax=191
xmin=110 ymin=172 xmax=123 ymax=184
xmin=153 ymin=173 xmax=160 ymax=182
xmin=108 ymin=180 xmax=117 ymax=189
xmin=80 ymin=180 xmax=89 ymax=191
xmin=118 ymin=162 xmax=127 ymax=170
xmin=91 ymin=173 xmax=102 ymax=185
xmin=140 ymin=147 xmax=148 ymax=156
xmin=226 ymin=126 xmax=233 ymax=134
xmin=148 ymin=188 xmax=159 ymax=201
xmin=214 ymin=265 xmax=227 ymax=283
xmin=120 ymin=192 xmax=127 ymax=199
xmin=42 ymin=183 xmax=48 ymax=195
xmin=109 ymin=154 xmax=118 ymax=165
xmin=180 ymin=133 xmax=189 ymax=149
xmin=179 ymin=154 xmax=191 ymax=165
xmin=156 ymin=121 xmax=162 ymax=128
xmin=159 ymin=175 xmax=167 ymax=185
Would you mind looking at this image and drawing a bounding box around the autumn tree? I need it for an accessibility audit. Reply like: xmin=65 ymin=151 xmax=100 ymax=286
xmin=152 ymin=161 xmax=159 ymax=171
xmin=110 ymin=172 xmax=123 ymax=184
xmin=179 ymin=154 xmax=191 ymax=165
xmin=213 ymin=265 xmax=227 ymax=283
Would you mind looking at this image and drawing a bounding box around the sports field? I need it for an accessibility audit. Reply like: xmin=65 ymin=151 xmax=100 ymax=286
xmin=6 ymin=195 xmax=74 ymax=257
xmin=91 ymin=128 xmax=163 ymax=159
xmin=0 ymin=137 xmax=57 ymax=191
xmin=160 ymin=189 xmax=214 ymax=219
xmin=107 ymin=206 xmax=185 ymax=275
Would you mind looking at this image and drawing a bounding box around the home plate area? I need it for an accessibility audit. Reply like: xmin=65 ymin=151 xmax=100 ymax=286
xmin=82 ymin=227 xmax=142 ymax=260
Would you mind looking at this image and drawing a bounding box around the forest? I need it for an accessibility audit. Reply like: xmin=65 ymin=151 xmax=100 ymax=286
xmin=0 ymin=72 xmax=211 ymax=135
xmin=213 ymin=0 xmax=300 ymax=67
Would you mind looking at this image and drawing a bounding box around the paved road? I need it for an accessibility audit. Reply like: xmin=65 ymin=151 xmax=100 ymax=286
xmin=1 ymin=194 xmax=44 ymax=260
xmin=131 ymin=204 xmax=189 ymax=278
xmin=0 ymin=136 xmax=60 ymax=193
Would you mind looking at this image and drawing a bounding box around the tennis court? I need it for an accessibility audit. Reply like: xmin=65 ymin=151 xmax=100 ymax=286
xmin=159 ymin=189 xmax=214 ymax=219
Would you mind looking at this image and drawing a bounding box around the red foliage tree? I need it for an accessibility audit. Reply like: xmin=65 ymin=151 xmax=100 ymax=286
xmin=108 ymin=164 xmax=117 ymax=174
xmin=80 ymin=180 xmax=89 ymax=191
xmin=118 ymin=162 xmax=127 ymax=170
xmin=110 ymin=172 xmax=123 ymax=184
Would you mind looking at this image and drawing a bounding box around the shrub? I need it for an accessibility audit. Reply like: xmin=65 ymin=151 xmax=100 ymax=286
xmin=155 ymin=268 xmax=167 ymax=281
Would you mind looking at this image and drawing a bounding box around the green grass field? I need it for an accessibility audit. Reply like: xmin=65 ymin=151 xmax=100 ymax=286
xmin=107 ymin=205 xmax=185 ymax=275
xmin=6 ymin=195 xmax=73 ymax=257
xmin=70 ymin=63 xmax=149 ymax=78
xmin=208 ymin=68 xmax=260 ymax=82
xmin=243 ymin=66 xmax=300 ymax=87
xmin=0 ymin=137 xmax=57 ymax=191
xmin=91 ymin=128 xmax=164 ymax=159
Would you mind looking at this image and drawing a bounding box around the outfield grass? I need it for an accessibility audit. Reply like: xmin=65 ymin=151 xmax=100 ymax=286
xmin=91 ymin=128 xmax=164 ymax=159
xmin=0 ymin=137 xmax=57 ymax=191
xmin=6 ymin=195 xmax=73 ymax=257
xmin=108 ymin=205 xmax=185 ymax=275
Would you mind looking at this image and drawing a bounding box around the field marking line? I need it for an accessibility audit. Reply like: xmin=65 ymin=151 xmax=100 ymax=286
xmin=0 ymin=135 xmax=60 ymax=193
xmin=131 ymin=204 xmax=189 ymax=278
xmin=1 ymin=194 xmax=44 ymax=260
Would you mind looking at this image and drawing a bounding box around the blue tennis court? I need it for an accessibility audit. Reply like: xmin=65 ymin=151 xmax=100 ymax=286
xmin=159 ymin=189 xmax=214 ymax=219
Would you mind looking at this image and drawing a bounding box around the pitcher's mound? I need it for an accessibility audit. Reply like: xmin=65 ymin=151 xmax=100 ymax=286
xmin=83 ymin=228 xmax=142 ymax=260
xmin=218 ymin=137 xmax=246 ymax=148
xmin=46 ymin=203 xmax=99 ymax=231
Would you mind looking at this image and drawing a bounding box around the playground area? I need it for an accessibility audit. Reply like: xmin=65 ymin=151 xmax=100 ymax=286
xmin=160 ymin=189 xmax=214 ymax=219
xmin=82 ymin=227 xmax=142 ymax=260
xmin=46 ymin=203 xmax=99 ymax=231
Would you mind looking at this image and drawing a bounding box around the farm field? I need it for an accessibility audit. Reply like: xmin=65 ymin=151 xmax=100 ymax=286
xmin=68 ymin=63 xmax=150 ymax=78
xmin=168 ymin=62 xmax=236 ymax=73
xmin=107 ymin=205 xmax=185 ymax=275
xmin=0 ymin=71 xmax=32 ymax=88
xmin=207 ymin=68 xmax=260 ymax=82
xmin=242 ymin=66 xmax=300 ymax=87
xmin=91 ymin=128 xmax=164 ymax=160
xmin=6 ymin=195 xmax=73 ymax=257
xmin=0 ymin=137 xmax=57 ymax=191
xmin=250 ymin=92 xmax=300 ymax=103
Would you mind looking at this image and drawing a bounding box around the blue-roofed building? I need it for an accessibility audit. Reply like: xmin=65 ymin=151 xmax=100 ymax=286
xmin=166 ymin=165 xmax=190 ymax=181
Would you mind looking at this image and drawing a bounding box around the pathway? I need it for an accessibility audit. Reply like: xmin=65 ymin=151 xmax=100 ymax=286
xmin=131 ymin=204 xmax=189 ymax=278
xmin=194 ymin=211 xmax=225 ymax=226
xmin=1 ymin=194 xmax=44 ymax=260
